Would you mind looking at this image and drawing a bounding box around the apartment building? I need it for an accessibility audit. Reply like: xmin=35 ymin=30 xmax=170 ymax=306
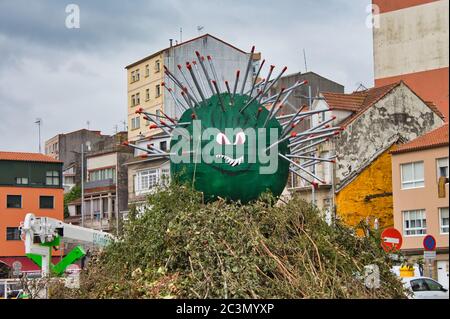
xmin=0 ymin=152 xmax=64 ymax=275
xmin=372 ymin=0 xmax=449 ymax=120
xmin=66 ymin=143 xmax=132 ymax=232
xmin=125 ymin=34 xmax=256 ymax=211
xmin=391 ymin=123 xmax=449 ymax=288
xmin=45 ymin=129 xmax=116 ymax=192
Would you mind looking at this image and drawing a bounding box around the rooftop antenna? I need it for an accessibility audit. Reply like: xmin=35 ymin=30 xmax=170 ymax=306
xmin=197 ymin=26 xmax=204 ymax=35
xmin=303 ymin=48 xmax=308 ymax=73
xmin=34 ymin=118 xmax=42 ymax=153
xmin=86 ymin=121 xmax=90 ymax=130
xmin=180 ymin=27 xmax=183 ymax=43
xmin=121 ymin=120 xmax=127 ymax=131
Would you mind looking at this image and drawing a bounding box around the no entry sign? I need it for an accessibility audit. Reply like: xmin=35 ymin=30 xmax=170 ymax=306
xmin=381 ymin=228 xmax=403 ymax=252
xmin=423 ymin=235 xmax=437 ymax=251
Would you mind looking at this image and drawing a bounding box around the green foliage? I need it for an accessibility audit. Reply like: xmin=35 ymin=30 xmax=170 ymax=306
xmin=63 ymin=186 xmax=81 ymax=218
xmin=51 ymin=183 xmax=406 ymax=299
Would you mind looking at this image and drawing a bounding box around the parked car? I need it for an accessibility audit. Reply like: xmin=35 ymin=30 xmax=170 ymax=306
xmin=402 ymin=277 xmax=449 ymax=299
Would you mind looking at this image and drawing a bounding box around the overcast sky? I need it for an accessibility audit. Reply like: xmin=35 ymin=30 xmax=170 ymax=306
xmin=0 ymin=0 xmax=373 ymax=153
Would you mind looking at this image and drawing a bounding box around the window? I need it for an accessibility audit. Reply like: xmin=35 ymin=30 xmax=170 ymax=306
xmin=155 ymin=85 xmax=161 ymax=97
xmin=135 ymin=93 xmax=140 ymax=105
xmin=131 ymin=71 xmax=136 ymax=82
xmin=145 ymin=64 xmax=150 ymax=77
xmin=155 ymin=60 xmax=160 ymax=73
xmin=136 ymin=169 xmax=159 ymax=193
xmin=40 ymin=196 xmax=54 ymax=209
xmin=403 ymin=209 xmax=427 ymax=236
xmin=440 ymin=207 xmax=449 ymax=234
xmin=131 ymin=117 xmax=140 ymax=130
xmin=89 ymin=168 xmax=116 ymax=182
xmin=401 ymin=162 xmax=424 ymax=189
xmin=146 ymin=88 xmax=150 ymax=101
xmin=437 ymin=157 xmax=449 ymax=179
xmin=160 ymin=141 xmax=168 ymax=152
xmin=135 ymin=69 xmax=140 ymax=81
xmin=15 ymin=177 xmax=29 ymax=185
xmin=423 ymin=279 xmax=443 ymax=291
xmin=6 ymin=195 xmax=21 ymax=208
xmin=46 ymin=171 xmax=60 ymax=186
xmin=410 ymin=279 xmax=428 ymax=292
xmin=6 ymin=227 xmax=20 ymax=241
xmin=131 ymin=94 xmax=136 ymax=107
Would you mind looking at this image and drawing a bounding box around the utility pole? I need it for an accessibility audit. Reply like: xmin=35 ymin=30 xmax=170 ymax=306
xmin=81 ymin=143 xmax=85 ymax=227
xmin=35 ymin=118 xmax=42 ymax=153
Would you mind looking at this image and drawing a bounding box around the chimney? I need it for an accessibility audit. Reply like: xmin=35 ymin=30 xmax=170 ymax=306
xmin=169 ymin=39 xmax=173 ymax=47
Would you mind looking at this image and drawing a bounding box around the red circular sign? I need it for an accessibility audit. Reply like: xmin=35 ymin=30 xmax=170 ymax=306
xmin=423 ymin=235 xmax=436 ymax=251
xmin=381 ymin=227 xmax=403 ymax=252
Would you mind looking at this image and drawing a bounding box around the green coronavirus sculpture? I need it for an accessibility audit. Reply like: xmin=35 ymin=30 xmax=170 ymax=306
xmin=127 ymin=47 xmax=340 ymax=204
xmin=170 ymin=93 xmax=290 ymax=203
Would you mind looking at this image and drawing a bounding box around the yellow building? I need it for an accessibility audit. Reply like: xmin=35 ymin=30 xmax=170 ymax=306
xmin=126 ymin=53 xmax=164 ymax=142
xmin=335 ymin=145 xmax=397 ymax=229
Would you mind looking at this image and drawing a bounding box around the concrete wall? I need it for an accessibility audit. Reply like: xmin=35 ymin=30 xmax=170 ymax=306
xmin=87 ymin=152 xmax=117 ymax=171
xmin=373 ymin=0 xmax=449 ymax=119
xmin=335 ymin=83 xmax=443 ymax=190
xmin=392 ymin=146 xmax=449 ymax=251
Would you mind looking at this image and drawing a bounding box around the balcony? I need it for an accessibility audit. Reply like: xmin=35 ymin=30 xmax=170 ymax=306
xmin=84 ymin=179 xmax=115 ymax=191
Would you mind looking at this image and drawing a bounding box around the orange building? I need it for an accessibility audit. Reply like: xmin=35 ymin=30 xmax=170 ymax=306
xmin=372 ymin=0 xmax=449 ymax=120
xmin=391 ymin=124 xmax=449 ymax=287
xmin=0 ymin=152 xmax=64 ymax=275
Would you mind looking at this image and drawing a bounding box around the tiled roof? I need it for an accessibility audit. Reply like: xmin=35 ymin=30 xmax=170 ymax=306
xmin=321 ymin=92 xmax=366 ymax=111
xmin=0 ymin=151 xmax=62 ymax=163
xmin=321 ymin=81 xmax=444 ymax=127
xmin=392 ymin=123 xmax=449 ymax=154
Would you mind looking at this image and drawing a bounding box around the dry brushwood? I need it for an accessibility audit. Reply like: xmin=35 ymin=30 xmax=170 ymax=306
xmin=49 ymin=183 xmax=407 ymax=299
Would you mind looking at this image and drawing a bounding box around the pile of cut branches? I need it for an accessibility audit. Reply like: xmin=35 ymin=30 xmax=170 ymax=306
xmin=50 ymin=183 xmax=406 ymax=299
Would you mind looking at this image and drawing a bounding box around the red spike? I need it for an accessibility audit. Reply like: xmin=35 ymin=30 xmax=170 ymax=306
xmin=331 ymin=160 xmax=336 ymax=164
xmin=291 ymin=132 xmax=297 ymax=138
xmin=258 ymin=107 xmax=263 ymax=113
xmin=177 ymin=64 xmax=182 ymax=70
xmin=237 ymin=70 xmax=240 ymax=76
xmin=143 ymin=116 xmax=149 ymax=121
xmin=303 ymin=80 xmax=309 ymax=85
xmin=340 ymin=126 xmax=345 ymax=131
xmin=282 ymin=66 xmax=288 ymax=72
xmin=207 ymin=55 xmax=212 ymax=60
xmin=186 ymin=63 xmax=192 ymax=70
xmin=191 ymin=114 xmax=196 ymax=119
xmin=140 ymin=155 xmax=148 ymax=159
xmin=122 ymin=141 xmax=129 ymax=146
xmin=195 ymin=51 xmax=200 ymax=57
xmin=149 ymin=124 xmax=158 ymax=129
xmin=251 ymin=46 xmax=255 ymax=53
xmin=312 ymin=182 xmax=319 ymax=190
xmin=332 ymin=115 xmax=337 ymax=120
xmin=161 ymin=82 xmax=165 ymax=87
xmin=325 ymin=125 xmax=330 ymax=128
xmin=192 ymin=61 xmax=197 ymax=65
xmin=334 ymin=131 xmax=340 ymax=136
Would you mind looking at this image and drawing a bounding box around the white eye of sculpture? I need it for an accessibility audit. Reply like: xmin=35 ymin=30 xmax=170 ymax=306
xmin=234 ymin=132 xmax=246 ymax=145
xmin=216 ymin=132 xmax=232 ymax=145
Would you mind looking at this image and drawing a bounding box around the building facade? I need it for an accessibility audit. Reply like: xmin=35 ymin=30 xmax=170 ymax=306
xmin=372 ymin=0 xmax=449 ymax=120
xmin=66 ymin=144 xmax=133 ymax=232
xmin=0 ymin=152 xmax=64 ymax=274
xmin=290 ymin=81 xmax=444 ymax=228
xmin=45 ymin=129 xmax=117 ymax=192
xmin=391 ymin=123 xmax=449 ymax=288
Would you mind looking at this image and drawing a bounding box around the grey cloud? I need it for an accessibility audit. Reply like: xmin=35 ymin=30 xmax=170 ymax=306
xmin=0 ymin=0 xmax=373 ymax=152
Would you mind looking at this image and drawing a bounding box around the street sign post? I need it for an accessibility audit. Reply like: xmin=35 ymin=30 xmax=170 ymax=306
xmin=423 ymin=235 xmax=437 ymax=278
xmin=381 ymin=228 xmax=403 ymax=253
